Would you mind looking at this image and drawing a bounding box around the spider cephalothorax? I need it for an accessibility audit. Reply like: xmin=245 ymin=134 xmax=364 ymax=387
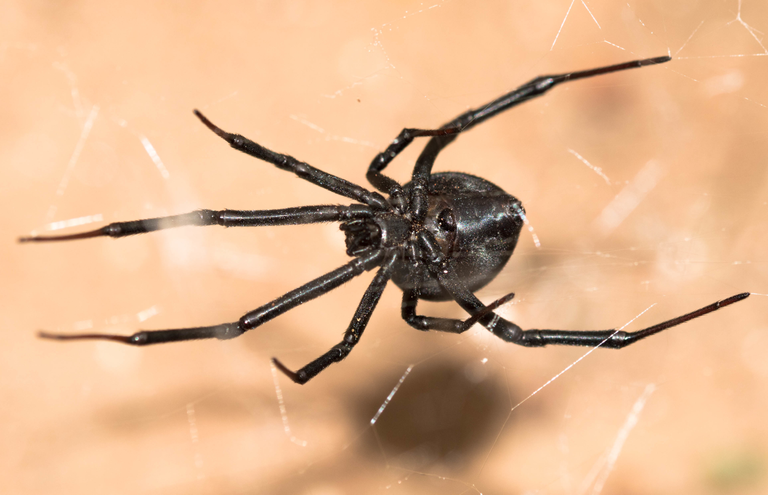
xmin=23 ymin=54 xmax=748 ymax=384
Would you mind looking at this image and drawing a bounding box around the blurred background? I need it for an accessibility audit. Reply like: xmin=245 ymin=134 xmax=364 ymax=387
xmin=3 ymin=1 xmax=767 ymax=494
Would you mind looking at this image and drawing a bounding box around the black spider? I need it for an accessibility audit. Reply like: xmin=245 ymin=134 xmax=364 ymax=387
xmin=22 ymin=55 xmax=748 ymax=384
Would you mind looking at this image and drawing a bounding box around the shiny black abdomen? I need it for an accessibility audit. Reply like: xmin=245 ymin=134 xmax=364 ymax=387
xmin=391 ymin=172 xmax=524 ymax=301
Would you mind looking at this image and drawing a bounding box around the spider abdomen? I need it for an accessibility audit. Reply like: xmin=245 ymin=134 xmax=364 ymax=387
xmin=391 ymin=172 xmax=524 ymax=301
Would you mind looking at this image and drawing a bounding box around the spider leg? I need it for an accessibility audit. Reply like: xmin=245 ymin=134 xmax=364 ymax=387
xmin=38 ymin=249 xmax=385 ymax=345
xmin=409 ymin=55 xmax=670 ymax=220
xmin=366 ymin=126 xmax=463 ymax=210
xmin=272 ymin=251 xmax=398 ymax=384
xmin=517 ymin=292 xmax=750 ymax=348
xmin=19 ymin=205 xmax=373 ymax=242
xmin=401 ymin=288 xmax=516 ymax=333
xmin=438 ymin=265 xmax=749 ymax=348
xmin=194 ymin=110 xmax=389 ymax=211
xmin=417 ymin=217 xmax=749 ymax=348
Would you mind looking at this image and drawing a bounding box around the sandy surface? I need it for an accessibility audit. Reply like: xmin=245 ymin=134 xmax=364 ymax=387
xmin=3 ymin=1 xmax=767 ymax=494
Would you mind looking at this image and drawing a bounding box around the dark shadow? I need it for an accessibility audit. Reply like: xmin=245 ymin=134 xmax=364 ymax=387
xmin=347 ymin=358 xmax=520 ymax=472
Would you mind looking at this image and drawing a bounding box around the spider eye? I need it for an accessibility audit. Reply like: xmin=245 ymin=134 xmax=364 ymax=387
xmin=437 ymin=209 xmax=456 ymax=232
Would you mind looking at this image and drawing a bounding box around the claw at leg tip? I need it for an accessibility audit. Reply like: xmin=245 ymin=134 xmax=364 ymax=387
xmin=193 ymin=108 xmax=230 ymax=140
xmin=272 ymin=358 xmax=304 ymax=384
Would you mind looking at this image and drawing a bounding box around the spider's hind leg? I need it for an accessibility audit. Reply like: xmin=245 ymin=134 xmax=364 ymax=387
xmin=515 ymin=292 xmax=751 ymax=348
xmin=429 ymin=253 xmax=749 ymax=349
xmin=443 ymin=278 xmax=749 ymax=349
xmin=401 ymin=289 xmax=516 ymax=334
xmin=366 ymin=125 xmax=463 ymax=208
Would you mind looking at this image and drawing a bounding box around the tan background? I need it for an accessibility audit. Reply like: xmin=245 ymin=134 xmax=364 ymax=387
xmin=3 ymin=1 xmax=767 ymax=494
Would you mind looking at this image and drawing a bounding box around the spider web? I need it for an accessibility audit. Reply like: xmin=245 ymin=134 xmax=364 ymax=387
xmin=4 ymin=1 xmax=768 ymax=494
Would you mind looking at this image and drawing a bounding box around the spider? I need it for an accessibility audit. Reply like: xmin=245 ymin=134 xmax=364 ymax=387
xmin=22 ymin=54 xmax=749 ymax=384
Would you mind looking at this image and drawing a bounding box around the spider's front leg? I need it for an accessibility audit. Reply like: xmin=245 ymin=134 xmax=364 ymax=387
xmin=19 ymin=205 xmax=373 ymax=242
xmin=40 ymin=250 xmax=386 ymax=348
